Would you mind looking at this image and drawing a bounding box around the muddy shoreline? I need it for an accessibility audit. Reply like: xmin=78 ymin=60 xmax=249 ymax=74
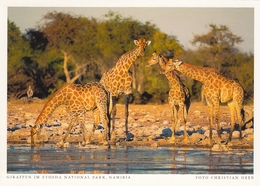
xmin=7 ymin=100 xmax=254 ymax=150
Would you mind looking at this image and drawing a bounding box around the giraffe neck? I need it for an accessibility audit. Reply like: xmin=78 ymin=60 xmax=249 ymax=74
xmin=115 ymin=46 xmax=141 ymax=71
xmin=164 ymin=71 xmax=182 ymax=87
xmin=158 ymin=56 xmax=166 ymax=70
xmin=35 ymin=85 xmax=68 ymax=126
xmin=176 ymin=63 xmax=211 ymax=83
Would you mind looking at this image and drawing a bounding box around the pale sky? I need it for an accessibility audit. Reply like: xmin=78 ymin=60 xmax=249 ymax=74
xmin=8 ymin=7 xmax=254 ymax=53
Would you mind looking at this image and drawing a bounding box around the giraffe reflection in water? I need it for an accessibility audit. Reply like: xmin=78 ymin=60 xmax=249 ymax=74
xmin=8 ymin=145 xmax=252 ymax=174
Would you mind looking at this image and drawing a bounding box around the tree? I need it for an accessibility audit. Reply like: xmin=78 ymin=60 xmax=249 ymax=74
xmin=191 ymin=24 xmax=243 ymax=72
xmin=39 ymin=11 xmax=99 ymax=84
xmin=8 ymin=20 xmax=33 ymax=99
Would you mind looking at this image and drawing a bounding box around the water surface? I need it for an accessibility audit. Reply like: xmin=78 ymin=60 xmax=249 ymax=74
xmin=7 ymin=144 xmax=253 ymax=174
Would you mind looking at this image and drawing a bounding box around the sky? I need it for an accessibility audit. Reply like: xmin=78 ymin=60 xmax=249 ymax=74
xmin=8 ymin=7 xmax=254 ymax=53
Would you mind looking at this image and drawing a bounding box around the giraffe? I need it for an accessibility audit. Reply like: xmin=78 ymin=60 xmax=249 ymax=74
xmin=31 ymin=82 xmax=110 ymax=147
xmin=162 ymin=59 xmax=245 ymax=146
xmin=146 ymin=51 xmax=191 ymax=144
xmin=100 ymin=38 xmax=151 ymax=140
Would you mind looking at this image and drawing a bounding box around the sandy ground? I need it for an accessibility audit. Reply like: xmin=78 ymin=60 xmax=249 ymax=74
xmin=7 ymin=99 xmax=254 ymax=150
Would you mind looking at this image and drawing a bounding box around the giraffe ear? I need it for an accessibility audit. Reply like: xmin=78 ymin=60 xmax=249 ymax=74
xmin=134 ymin=40 xmax=139 ymax=45
xmin=146 ymin=41 xmax=151 ymax=46
xmin=174 ymin=59 xmax=183 ymax=66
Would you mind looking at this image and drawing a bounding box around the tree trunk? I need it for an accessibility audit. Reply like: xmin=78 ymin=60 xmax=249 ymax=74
xmin=61 ymin=50 xmax=87 ymax=84
xmin=131 ymin=64 xmax=137 ymax=89
xmin=61 ymin=50 xmax=72 ymax=83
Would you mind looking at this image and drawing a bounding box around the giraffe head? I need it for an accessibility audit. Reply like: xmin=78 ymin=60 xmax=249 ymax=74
xmin=146 ymin=51 xmax=168 ymax=69
xmin=31 ymin=124 xmax=42 ymax=146
xmin=134 ymin=38 xmax=151 ymax=56
xmin=161 ymin=59 xmax=183 ymax=74
xmin=146 ymin=51 xmax=159 ymax=67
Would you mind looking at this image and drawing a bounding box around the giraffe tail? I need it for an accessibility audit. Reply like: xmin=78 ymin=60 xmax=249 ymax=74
xmin=108 ymin=92 xmax=113 ymax=115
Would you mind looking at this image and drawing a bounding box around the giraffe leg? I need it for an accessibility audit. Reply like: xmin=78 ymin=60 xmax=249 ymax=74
xmin=213 ymin=101 xmax=221 ymax=144
xmin=100 ymin=111 xmax=109 ymax=146
xmin=236 ymin=106 xmax=245 ymax=145
xmin=85 ymin=109 xmax=99 ymax=145
xmin=110 ymin=96 xmax=117 ymax=142
xmin=227 ymin=101 xmax=236 ymax=146
xmin=57 ymin=116 xmax=77 ymax=148
xmin=124 ymin=94 xmax=130 ymax=136
xmin=206 ymin=100 xmax=214 ymax=146
xmin=169 ymin=104 xmax=177 ymax=143
xmin=180 ymin=104 xmax=189 ymax=144
xmin=79 ymin=112 xmax=87 ymax=146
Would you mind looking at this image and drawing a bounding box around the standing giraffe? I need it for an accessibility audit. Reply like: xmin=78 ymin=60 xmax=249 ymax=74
xmin=31 ymin=82 xmax=110 ymax=147
xmin=146 ymin=52 xmax=191 ymax=144
xmin=100 ymin=38 xmax=151 ymax=140
xmin=163 ymin=59 xmax=245 ymax=146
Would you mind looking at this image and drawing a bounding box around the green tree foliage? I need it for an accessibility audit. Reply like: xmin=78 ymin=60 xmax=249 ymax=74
xmin=180 ymin=24 xmax=253 ymax=103
xmin=39 ymin=11 xmax=100 ymax=84
xmin=8 ymin=13 xmax=253 ymax=104
xmin=191 ymin=24 xmax=243 ymax=72
xmin=8 ymin=20 xmax=33 ymax=99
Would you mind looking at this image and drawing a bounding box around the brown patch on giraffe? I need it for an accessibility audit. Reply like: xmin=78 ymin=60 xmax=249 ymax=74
xmin=31 ymin=82 xmax=110 ymax=147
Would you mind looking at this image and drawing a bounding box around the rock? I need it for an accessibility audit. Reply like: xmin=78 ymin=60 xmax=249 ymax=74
xmin=131 ymin=122 xmax=139 ymax=128
xmin=41 ymin=129 xmax=53 ymax=139
xmin=12 ymin=128 xmax=30 ymax=137
xmin=153 ymin=128 xmax=162 ymax=136
xmin=136 ymin=130 xmax=143 ymax=137
xmin=151 ymin=143 xmax=158 ymax=148
xmin=220 ymin=122 xmax=227 ymax=127
xmin=211 ymin=144 xmax=229 ymax=151
xmin=7 ymin=131 xmax=12 ymax=139
xmin=193 ymin=125 xmax=201 ymax=131
xmin=202 ymin=126 xmax=209 ymax=131
xmin=245 ymin=134 xmax=254 ymax=141
xmin=232 ymin=131 xmax=240 ymax=138
xmin=160 ymin=128 xmax=172 ymax=138
xmin=244 ymin=128 xmax=254 ymax=135
xmin=190 ymin=133 xmax=206 ymax=143
xmin=143 ymin=130 xmax=151 ymax=137
xmin=162 ymin=120 xmax=170 ymax=125
xmin=143 ymin=115 xmax=157 ymax=122
xmin=115 ymin=129 xmax=125 ymax=136
xmin=193 ymin=110 xmax=201 ymax=117
xmin=25 ymin=119 xmax=35 ymax=127
xmin=126 ymin=132 xmax=134 ymax=141
xmin=138 ymin=118 xmax=147 ymax=122
xmin=204 ymin=130 xmax=218 ymax=137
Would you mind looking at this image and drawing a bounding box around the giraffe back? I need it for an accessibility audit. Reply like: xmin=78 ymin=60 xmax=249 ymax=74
xmin=35 ymin=82 xmax=108 ymax=125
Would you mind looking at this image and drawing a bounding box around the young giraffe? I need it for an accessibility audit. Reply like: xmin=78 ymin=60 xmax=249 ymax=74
xmin=100 ymin=38 xmax=151 ymax=140
xmin=146 ymin=52 xmax=191 ymax=144
xmin=31 ymin=82 xmax=110 ymax=147
xmin=163 ymin=59 xmax=245 ymax=146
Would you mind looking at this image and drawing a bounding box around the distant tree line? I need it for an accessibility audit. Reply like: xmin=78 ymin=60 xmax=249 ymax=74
xmin=8 ymin=11 xmax=254 ymax=104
